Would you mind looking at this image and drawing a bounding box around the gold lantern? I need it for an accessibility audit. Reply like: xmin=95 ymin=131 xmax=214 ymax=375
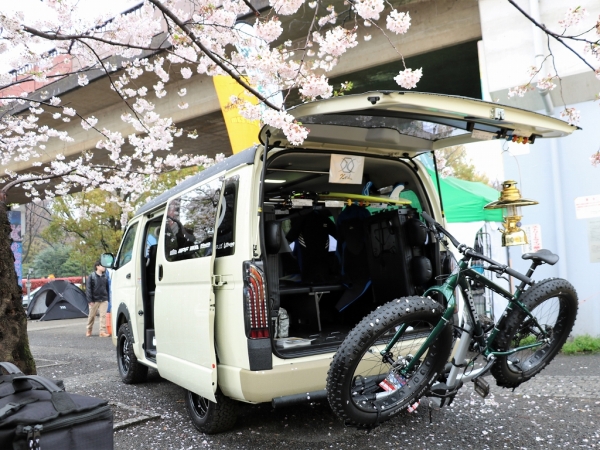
xmin=484 ymin=180 xmax=538 ymax=247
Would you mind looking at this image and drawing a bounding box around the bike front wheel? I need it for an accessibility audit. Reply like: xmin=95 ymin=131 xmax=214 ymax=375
xmin=327 ymin=296 xmax=453 ymax=428
xmin=491 ymin=278 xmax=578 ymax=388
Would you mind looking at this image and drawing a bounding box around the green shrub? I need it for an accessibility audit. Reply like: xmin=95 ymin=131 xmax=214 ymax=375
xmin=561 ymin=335 xmax=600 ymax=355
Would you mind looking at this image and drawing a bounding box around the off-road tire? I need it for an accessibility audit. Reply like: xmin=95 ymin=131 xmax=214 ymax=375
xmin=117 ymin=322 xmax=148 ymax=384
xmin=327 ymin=296 xmax=453 ymax=428
xmin=491 ymin=278 xmax=578 ymax=388
xmin=185 ymin=388 xmax=238 ymax=434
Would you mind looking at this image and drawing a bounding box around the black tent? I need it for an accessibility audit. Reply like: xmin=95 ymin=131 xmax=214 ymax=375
xmin=26 ymin=280 xmax=89 ymax=321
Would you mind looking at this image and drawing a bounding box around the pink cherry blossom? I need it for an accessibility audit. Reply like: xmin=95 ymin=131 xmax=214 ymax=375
xmin=560 ymin=107 xmax=580 ymax=126
xmin=353 ymin=0 xmax=385 ymax=21
xmin=386 ymin=10 xmax=411 ymax=35
xmin=394 ymin=67 xmax=422 ymax=89
xmin=558 ymin=7 xmax=588 ymax=28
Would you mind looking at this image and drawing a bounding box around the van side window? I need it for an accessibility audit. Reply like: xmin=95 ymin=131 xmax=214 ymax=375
xmin=215 ymin=175 xmax=239 ymax=258
xmin=164 ymin=177 xmax=222 ymax=262
xmin=115 ymin=223 xmax=138 ymax=268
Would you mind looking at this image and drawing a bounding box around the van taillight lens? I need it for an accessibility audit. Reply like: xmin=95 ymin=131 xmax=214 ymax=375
xmin=243 ymin=262 xmax=269 ymax=339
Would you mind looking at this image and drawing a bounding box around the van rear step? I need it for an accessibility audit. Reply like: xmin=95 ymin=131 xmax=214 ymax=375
xmin=272 ymin=389 xmax=327 ymax=408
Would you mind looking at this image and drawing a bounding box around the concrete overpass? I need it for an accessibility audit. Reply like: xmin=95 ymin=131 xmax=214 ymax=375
xmin=2 ymin=0 xmax=482 ymax=205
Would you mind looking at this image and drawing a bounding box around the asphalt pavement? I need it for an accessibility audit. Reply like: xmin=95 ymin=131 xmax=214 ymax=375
xmin=27 ymin=318 xmax=600 ymax=449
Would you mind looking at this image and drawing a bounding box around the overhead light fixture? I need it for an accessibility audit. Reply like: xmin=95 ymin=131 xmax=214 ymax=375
xmin=264 ymin=179 xmax=287 ymax=184
xmin=484 ymin=180 xmax=538 ymax=247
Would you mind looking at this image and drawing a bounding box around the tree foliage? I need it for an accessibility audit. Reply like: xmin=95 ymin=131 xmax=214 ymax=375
xmin=30 ymin=245 xmax=81 ymax=278
xmin=434 ymin=146 xmax=491 ymax=185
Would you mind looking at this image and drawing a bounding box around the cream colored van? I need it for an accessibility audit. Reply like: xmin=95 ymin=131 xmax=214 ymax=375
xmin=101 ymin=91 xmax=574 ymax=434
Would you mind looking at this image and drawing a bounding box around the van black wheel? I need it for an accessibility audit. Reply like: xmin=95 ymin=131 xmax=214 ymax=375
xmin=491 ymin=278 xmax=578 ymax=388
xmin=185 ymin=388 xmax=238 ymax=434
xmin=327 ymin=296 xmax=453 ymax=428
xmin=117 ymin=322 xmax=148 ymax=384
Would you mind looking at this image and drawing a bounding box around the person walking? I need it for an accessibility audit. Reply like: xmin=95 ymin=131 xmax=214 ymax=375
xmin=86 ymin=261 xmax=111 ymax=337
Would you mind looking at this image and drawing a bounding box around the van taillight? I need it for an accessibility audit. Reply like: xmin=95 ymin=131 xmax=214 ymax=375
xmin=243 ymin=262 xmax=269 ymax=339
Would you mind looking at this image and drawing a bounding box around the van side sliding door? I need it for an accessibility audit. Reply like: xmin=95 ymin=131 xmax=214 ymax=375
xmin=154 ymin=176 xmax=223 ymax=402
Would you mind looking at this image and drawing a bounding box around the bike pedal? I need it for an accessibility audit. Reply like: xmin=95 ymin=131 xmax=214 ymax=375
xmin=473 ymin=377 xmax=490 ymax=398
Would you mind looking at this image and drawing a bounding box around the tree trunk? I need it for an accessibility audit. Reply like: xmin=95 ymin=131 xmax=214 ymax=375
xmin=0 ymin=201 xmax=36 ymax=374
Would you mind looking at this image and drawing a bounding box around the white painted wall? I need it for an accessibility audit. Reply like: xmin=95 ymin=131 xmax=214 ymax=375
xmin=478 ymin=0 xmax=600 ymax=93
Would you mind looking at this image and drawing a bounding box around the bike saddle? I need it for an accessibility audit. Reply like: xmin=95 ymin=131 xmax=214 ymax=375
xmin=522 ymin=249 xmax=559 ymax=266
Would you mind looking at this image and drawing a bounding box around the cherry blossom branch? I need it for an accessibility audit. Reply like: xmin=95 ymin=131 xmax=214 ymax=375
xmin=0 ymin=171 xmax=74 ymax=203
xmin=22 ymin=25 xmax=160 ymax=53
xmin=147 ymin=0 xmax=282 ymax=111
xmin=507 ymin=0 xmax=596 ymax=71
xmin=74 ymin=38 xmax=151 ymax=134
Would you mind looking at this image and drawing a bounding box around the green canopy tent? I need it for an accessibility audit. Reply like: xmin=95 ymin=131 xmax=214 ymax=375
xmin=426 ymin=169 xmax=503 ymax=223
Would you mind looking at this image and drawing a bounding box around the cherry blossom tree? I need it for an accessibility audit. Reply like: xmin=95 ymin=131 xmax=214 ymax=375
xmin=0 ymin=0 xmax=597 ymax=372
xmin=0 ymin=0 xmax=418 ymax=372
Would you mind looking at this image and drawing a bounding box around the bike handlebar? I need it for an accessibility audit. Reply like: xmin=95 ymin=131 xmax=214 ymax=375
xmin=421 ymin=211 xmax=533 ymax=285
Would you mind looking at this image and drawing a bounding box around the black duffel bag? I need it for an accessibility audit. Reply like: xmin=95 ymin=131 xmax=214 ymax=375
xmin=0 ymin=372 xmax=113 ymax=450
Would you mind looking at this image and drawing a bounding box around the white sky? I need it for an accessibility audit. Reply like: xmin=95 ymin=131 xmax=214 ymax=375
xmin=0 ymin=0 xmax=142 ymax=73
xmin=463 ymin=140 xmax=506 ymax=183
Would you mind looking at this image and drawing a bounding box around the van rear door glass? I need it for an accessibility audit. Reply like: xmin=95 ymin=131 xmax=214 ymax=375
xmin=164 ymin=177 xmax=222 ymax=262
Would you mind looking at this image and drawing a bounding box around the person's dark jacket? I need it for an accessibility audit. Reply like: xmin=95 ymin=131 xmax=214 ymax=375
xmin=86 ymin=272 xmax=110 ymax=303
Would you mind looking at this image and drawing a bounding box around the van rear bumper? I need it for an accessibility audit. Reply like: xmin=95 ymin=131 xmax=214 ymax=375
xmin=220 ymin=357 xmax=332 ymax=403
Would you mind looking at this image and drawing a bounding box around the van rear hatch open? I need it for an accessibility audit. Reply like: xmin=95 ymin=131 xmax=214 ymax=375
xmin=260 ymin=91 xmax=577 ymax=154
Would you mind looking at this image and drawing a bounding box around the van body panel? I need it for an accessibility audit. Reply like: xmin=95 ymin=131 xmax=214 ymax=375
xmin=237 ymin=358 xmax=331 ymax=403
xmin=153 ymin=173 xmax=225 ymax=402
xmin=260 ymin=91 xmax=577 ymax=152
xmin=213 ymin=167 xmax=255 ymax=370
xmin=216 ymin=365 xmax=244 ymax=402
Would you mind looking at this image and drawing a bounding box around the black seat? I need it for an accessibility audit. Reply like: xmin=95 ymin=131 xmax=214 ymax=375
xmin=522 ymin=249 xmax=559 ymax=266
xmin=287 ymin=210 xmax=337 ymax=284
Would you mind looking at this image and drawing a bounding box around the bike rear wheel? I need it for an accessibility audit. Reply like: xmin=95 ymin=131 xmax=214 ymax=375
xmin=327 ymin=296 xmax=453 ymax=428
xmin=491 ymin=278 xmax=578 ymax=388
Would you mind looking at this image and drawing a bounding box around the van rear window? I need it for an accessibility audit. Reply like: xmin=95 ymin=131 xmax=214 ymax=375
xmin=163 ymin=175 xmax=238 ymax=262
xmin=164 ymin=178 xmax=222 ymax=262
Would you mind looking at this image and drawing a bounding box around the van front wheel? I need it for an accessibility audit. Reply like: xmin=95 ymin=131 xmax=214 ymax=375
xmin=184 ymin=388 xmax=238 ymax=434
xmin=117 ymin=322 xmax=148 ymax=384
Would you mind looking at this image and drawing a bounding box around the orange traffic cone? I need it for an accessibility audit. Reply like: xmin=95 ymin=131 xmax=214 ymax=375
xmin=106 ymin=312 xmax=112 ymax=335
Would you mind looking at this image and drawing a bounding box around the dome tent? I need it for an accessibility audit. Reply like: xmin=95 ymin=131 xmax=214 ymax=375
xmin=26 ymin=280 xmax=89 ymax=321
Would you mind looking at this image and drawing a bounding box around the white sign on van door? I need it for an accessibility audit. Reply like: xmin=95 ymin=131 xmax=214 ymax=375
xmin=522 ymin=224 xmax=542 ymax=253
xmin=575 ymin=195 xmax=600 ymax=219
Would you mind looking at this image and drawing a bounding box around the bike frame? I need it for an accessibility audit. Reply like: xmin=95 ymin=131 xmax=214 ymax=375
xmin=383 ymin=254 xmax=548 ymax=389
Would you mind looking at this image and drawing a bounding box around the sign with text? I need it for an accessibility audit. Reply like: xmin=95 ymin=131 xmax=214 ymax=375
xmin=329 ymin=154 xmax=365 ymax=185
xmin=575 ymin=195 xmax=600 ymax=219
xmin=588 ymin=218 xmax=600 ymax=263
xmin=522 ymin=224 xmax=542 ymax=254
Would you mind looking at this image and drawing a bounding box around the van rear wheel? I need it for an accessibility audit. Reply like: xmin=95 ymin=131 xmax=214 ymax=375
xmin=117 ymin=322 xmax=148 ymax=384
xmin=184 ymin=388 xmax=238 ymax=434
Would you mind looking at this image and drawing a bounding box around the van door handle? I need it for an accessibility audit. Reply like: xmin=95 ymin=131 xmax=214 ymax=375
xmin=158 ymin=265 xmax=163 ymax=281
xmin=126 ymin=273 xmax=131 ymax=279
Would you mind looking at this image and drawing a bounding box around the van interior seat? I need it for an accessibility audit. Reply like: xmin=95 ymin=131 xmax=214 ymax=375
xmin=285 ymin=209 xmax=339 ymax=284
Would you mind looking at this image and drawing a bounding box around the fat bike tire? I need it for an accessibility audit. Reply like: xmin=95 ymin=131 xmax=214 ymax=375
xmin=327 ymin=296 xmax=453 ymax=428
xmin=491 ymin=278 xmax=578 ymax=388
